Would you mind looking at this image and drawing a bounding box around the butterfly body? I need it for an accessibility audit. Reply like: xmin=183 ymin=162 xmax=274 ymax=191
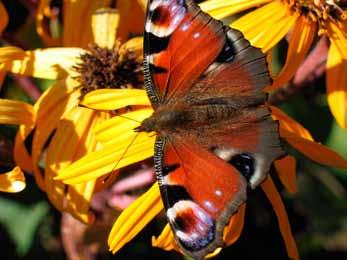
xmin=142 ymin=0 xmax=285 ymax=259
xmin=138 ymin=100 xmax=241 ymax=133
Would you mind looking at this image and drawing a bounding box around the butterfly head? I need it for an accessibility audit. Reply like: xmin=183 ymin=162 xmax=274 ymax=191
xmin=135 ymin=108 xmax=188 ymax=133
xmin=134 ymin=115 xmax=157 ymax=133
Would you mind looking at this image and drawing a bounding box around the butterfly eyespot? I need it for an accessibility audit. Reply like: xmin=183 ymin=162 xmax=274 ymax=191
xmin=229 ymin=153 xmax=255 ymax=182
xmin=151 ymin=6 xmax=170 ymax=25
xmin=173 ymin=215 xmax=186 ymax=231
xmin=169 ymin=201 xmax=216 ymax=252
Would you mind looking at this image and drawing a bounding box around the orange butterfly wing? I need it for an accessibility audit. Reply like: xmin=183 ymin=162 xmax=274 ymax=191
xmin=155 ymin=136 xmax=247 ymax=259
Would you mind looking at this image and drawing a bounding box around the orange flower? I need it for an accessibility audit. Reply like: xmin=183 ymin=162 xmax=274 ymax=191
xmin=200 ymin=0 xmax=347 ymax=129
xmin=0 ymin=1 xmax=145 ymax=223
xmin=52 ymin=2 xmax=347 ymax=258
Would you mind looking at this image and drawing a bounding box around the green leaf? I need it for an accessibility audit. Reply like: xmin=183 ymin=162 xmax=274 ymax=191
xmin=0 ymin=197 xmax=49 ymax=256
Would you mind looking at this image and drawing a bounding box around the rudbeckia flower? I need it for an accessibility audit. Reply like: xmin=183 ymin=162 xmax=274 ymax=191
xmin=0 ymin=0 xmax=146 ymax=223
xmin=48 ymin=1 xmax=347 ymax=259
xmin=55 ymin=87 xmax=347 ymax=259
xmin=200 ymin=0 xmax=347 ymax=129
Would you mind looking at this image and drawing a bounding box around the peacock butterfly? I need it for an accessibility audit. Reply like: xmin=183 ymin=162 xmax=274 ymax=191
xmin=136 ymin=0 xmax=284 ymax=259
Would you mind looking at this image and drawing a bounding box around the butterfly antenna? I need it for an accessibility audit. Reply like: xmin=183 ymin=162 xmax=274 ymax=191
xmin=111 ymin=132 xmax=141 ymax=173
xmin=118 ymin=114 xmax=142 ymax=123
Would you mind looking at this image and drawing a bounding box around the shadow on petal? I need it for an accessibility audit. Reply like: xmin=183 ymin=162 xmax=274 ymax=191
xmin=108 ymin=182 xmax=163 ymax=254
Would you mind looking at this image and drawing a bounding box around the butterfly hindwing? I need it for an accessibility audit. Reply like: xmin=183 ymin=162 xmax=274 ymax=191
xmin=193 ymin=106 xmax=284 ymax=188
xmin=155 ymin=136 xmax=247 ymax=259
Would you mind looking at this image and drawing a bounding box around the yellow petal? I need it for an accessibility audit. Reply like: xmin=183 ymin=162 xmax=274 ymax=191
xmin=108 ymin=182 xmax=163 ymax=254
xmin=120 ymin=37 xmax=143 ymax=62
xmin=34 ymin=77 xmax=79 ymax=118
xmin=136 ymin=0 xmax=146 ymax=12
xmin=36 ymin=0 xmax=61 ymax=46
xmin=205 ymin=248 xmax=223 ymax=258
xmin=44 ymin=107 xmax=95 ymax=210
xmin=200 ymin=0 xmax=271 ymax=20
xmin=33 ymin=80 xmax=80 ymax=163
xmin=152 ymin=224 xmax=180 ymax=252
xmin=281 ymin=128 xmax=347 ymax=168
xmin=63 ymin=0 xmax=112 ymax=48
xmin=326 ymin=24 xmax=347 ymax=129
xmin=31 ymin=80 xmax=81 ymax=190
xmin=0 ymin=47 xmax=85 ymax=79
xmin=56 ymin=132 xmax=155 ymax=184
xmin=115 ymin=0 xmax=145 ymax=42
xmin=65 ymin=112 xmax=107 ymax=224
xmin=94 ymin=108 xmax=153 ymax=144
xmin=270 ymin=16 xmax=317 ymax=90
xmin=271 ymin=106 xmax=313 ymax=141
xmin=325 ymin=20 xmax=347 ymax=59
xmin=92 ymin=9 xmax=120 ymax=49
xmin=275 ymin=103 xmax=347 ymax=168
xmin=0 ymin=46 xmax=26 ymax=62
xmin=231 ymin=1 xmax=297 ymax=52
xmin=14 ymin=124 xmax=35 ymax=173
xmin=121 ymin=37 xmax=143 ymax=51
xmin=0 ymin=99 xmax=35 ymax=125
xmin=274 ymin=155 xmax=298 ymax=194
xmin=81 ymin=89 xmax=151 ymax=110
xmin=45 ymin=106 xmax=99 ymax=223
xmin=261 ymin=177 xmax=299 ymax=260
xmin=223 ymin=203 xmax=246 ymax=245
xmin=0 ymin=167 xmax=26 ymax=193
xmin=66 ymin=181 xmax=96 ymax=224
xmin=0 ymin=1 xmax=9 ymax=34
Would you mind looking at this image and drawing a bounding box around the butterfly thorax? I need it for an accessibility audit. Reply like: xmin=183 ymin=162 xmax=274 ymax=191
xmin=137 ymin=103 xmax=238 ymax=134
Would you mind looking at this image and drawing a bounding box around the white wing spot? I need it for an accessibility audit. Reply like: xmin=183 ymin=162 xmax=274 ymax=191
xmin=166 ymin=208 xmax=177 ymax=222
xmin=215 ymin=189 xmax=223 ymax=197
xmin=193 ymin=32 xmax=200 ymax=38
xmin=204 ymin=200 xmax=217 ymax=212
xmin=181 ymin=23 xmax=190 ymax=31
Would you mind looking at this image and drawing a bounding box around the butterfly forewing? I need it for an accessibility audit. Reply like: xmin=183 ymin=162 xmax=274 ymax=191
xmin=144 ymin=0 xmax=225 ymax=107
